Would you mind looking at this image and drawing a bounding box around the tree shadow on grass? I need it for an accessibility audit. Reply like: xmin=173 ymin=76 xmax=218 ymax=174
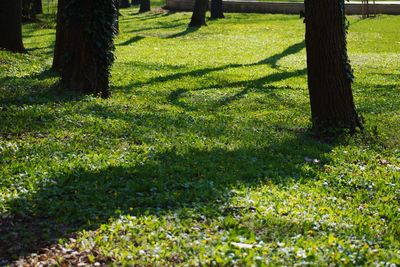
xmin=0 ymin=129 xmax=331 ymax=263
xmin=117 ymin=35 xmax=146 ymax=46
xmin=124 ymin=40 xmax=305 ymax=89
xmin=167 ymin=68 xmax=307 ymax=111
xmin=0 ymin=41 xmax=312 ymax=264
xmin=256 ymin=41 xmax=305 ymax=68
xmin=166 ymin=26 xmax=200 ymax=38
xmin=0 ymin=69 xmax=84 ymax=106
xmin=121 ymin=9 xmax=175 ymax=22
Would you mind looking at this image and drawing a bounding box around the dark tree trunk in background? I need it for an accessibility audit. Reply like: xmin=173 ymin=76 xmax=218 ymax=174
xmin=33 ymin=0 xmax=42 ymax=14
xmin=55 ymin=0 xmax=118 ymax=97
xmin=131 ymin=0 xmax=140 ymax=6
xmin=22 ymin=0 xmax=39 ymax=21
xmin=210 ymin=0 xmax=224 ymax=19
xmin=139 ymin=0 xmax=150 ymax=12
xmin=189 ymin=0 xmax=208 ymax=27
xmin=120 ymin=0 xmax=130 ymax=8
xmin=0 ymin=0 xmax=25 ymax=53
xmin=305 ymin=0 xmax=362 ymax=133
xmin=52 ymin=0 xmax=67 ymax=71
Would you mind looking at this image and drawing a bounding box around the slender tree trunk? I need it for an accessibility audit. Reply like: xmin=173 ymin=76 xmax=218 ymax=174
xmin=210 ymin=0 xmax=224 ymax=19
xmin=57 ymin=0 xmax=118 ymax=98
xmin=189 ymin=0 xmax=208 ymax=27
xmin=305 ymin=0 xmax=362 ymax=133
xmin=139 ymin=0 xmax=150 ymax=12
xmin=0 ymin=0 xmax=25 ymax=53
xmin=52 ymin=0 xmax=67 ymax=71
xmin=120 ymin=0 xmax=130 ymax=8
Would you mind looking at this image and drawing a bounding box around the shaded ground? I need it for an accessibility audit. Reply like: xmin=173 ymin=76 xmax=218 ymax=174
xmin=0 ymin=7 xmax=399 ymax=266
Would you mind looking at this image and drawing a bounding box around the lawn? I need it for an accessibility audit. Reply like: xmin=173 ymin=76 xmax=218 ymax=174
xmin=257 ymin=0 xmax=399 ymax=2
xmin=0 ymin=4 xmax=399 ymax=266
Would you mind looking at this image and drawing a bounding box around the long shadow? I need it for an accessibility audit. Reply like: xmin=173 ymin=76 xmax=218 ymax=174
xmin=166 ymin=26 xmax=200 ymax=38
xmin=0 ymin=41 xmax=310 ymax=264
xmin=120 ymin=10 xmax=175 ymax=22
xmin=168 ymin=68 xmax=307 ymax=110
xmin=124 ymin=21 xmax=186 ymax=34
xmin=255 ymin=41 xmax=305 ymax=68
xmin=126 ymin=40 xmax=305 ymax=89
xmin=117 ymin=35 xmax=145 ymax=46
xmin=0 ymin=130 xmax=330 ymax=263
xmin=0 ymin=69 xmax=83 ymax=106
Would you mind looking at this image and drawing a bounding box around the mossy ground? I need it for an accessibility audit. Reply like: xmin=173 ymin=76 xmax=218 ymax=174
xmin=0 ymin=4 xmax=399 ymax=266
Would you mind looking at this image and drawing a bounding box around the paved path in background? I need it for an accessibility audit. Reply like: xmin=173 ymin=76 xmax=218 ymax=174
xmin=228 ymin=0 xmax=400 ymax=4
xmin=166 ymin=0 xmax=400 ymax=14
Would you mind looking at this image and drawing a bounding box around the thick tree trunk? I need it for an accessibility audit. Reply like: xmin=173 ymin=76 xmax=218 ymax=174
xmin=22 ymin=0 xmax=38 ymax=21
xmin=52 ymin=0 xmax=67 ymax=71
xmin=120 ymin=0 xmax=130 ymax=8
xmin=32 ymin=0 xmax=42 ymax=14
xmin=56 ymin=0 xmax=117 ymax=98
xmin=210 ymin=0 xmax=224 ymax=19
xmin=139 ymin=0 xmax=150 ymax=12
xmin=0 ymin=0 xmax=25 ymax=53
xmin=21 ymin=0 xmax=41 ymax=22
xmin=305 ymin=0 xmax=362 ymax=133
xmin=189 ymin=0 xmax=208 ymax=27
xmin=131 ymin=0 xmax=140 ymax=6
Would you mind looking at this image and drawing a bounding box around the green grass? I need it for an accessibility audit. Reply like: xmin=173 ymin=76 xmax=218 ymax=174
xmin=256 ymin=0 xmax=400 ymax=2
xmin=0 ymin=5 xmax=400 ymax=266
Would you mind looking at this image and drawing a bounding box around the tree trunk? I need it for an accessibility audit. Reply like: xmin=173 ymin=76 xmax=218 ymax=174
xmin=210 ymin=0 xmax=224 ymax=19
xmin=139 ymin=0 xmax=150 ymax=12
xmin=52 ymin=0 xmax=67 ymax=71
xmin=120 ymin=0 xmax=130 ymax=8
xmin=131 ymin=0 xmax=140 ymax=6
xmin=189 ymin=0 xmax=208 ymax=27
xmin=22 ymin=0 xmax=42 ymax=18
xmin=22 ymin=0 xmax=38 ymax=21
xmin=57 ymin=0 xmax=118 ymax=98
xmin=0 ymin=0 xmax=25 ymax=53
xmin=305 ymin=0 xmax=362 ymax=133
xmin=32 ymin=0 xmax=42 ymax=14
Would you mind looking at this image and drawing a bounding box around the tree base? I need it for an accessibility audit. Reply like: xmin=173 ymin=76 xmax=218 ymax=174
xmin=209 ymin=14 xmax=225 ymax=20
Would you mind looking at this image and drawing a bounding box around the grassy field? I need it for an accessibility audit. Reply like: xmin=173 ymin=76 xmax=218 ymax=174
xmin=257 ymin=0 xmax=399 ymax=2
xmin=0 ymin=4 xmax=399 ymax=266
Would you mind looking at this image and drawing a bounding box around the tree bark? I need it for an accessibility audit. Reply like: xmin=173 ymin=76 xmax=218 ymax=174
xmin=210 ymin=0 xmax=224 ymax=19
xmin=52 ymin=0 xmax=67 ymax=71
xmin=120 ymin=0 xmax=130 ymax=8
xmin=56 ymin=0 xmax=118 ymax=98
xmin=22 ymin=0 xmax=39 ymax=21
xmin=305 ymin=0 xmax=362 ymax=133
xmin=21 ymin=0 xmax=41 ymax=22
xmin=139 ymin=0 xmax=150 ymax=12
xmin=0 ymin=0 xmax=25 ymax=53
xmin=189 ymin=0 xmax=208 ymax=27
xmin=131 ymin=0 xmax=140 ymax=6
xmin=32 ymin=0 xmax=42 ymax=14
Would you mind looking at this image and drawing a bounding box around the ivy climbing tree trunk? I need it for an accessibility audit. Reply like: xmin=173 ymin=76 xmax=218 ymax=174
xmin=189 ymin=0 xmax=208 ymax=27
xmin=305 ymin=0 xmax=362 ymax=133
xmin=210 ymin=0 xmax=224 ymax=19
xmin=55 ymin=0 xmax=118 ymax=98
xmin=0 ymin=0 xmax=25 ymax=53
